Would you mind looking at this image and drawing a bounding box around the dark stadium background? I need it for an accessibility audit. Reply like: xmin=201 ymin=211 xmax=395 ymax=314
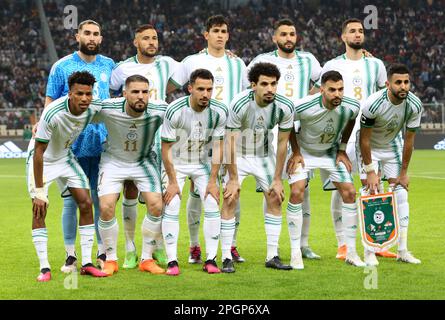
xmin=0 ymin=0 xmax=444 ymax=152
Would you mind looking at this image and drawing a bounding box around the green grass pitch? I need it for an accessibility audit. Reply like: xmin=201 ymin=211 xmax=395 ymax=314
xmin=0 ymin=150 xmax=444 ymax=300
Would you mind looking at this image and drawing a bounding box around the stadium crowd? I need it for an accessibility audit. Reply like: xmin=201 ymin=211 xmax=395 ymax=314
xmin=1 ymin=0 xmax=444 ymax=119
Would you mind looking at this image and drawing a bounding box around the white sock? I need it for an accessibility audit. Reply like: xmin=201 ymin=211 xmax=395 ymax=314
xmin=162 ymin=210 xmax=180 ymax=263
xmin=287 ymin=202 xmax=303 ymax=257
xmin=65 ymin=244 xmax=76 ymax=258
xmin=98 ymin=217 xmax=119 ymax=261
xmin=331 ymin=190 xmax=345 ymax=247
xmin=79 ymin=224 xmax=95 ymax=266
xmin=97 ymin=243 xmax=106 ymax=257
xmin=122 ymin=197 xmax=137 ymax=252
xmin=395 ymin=186 xmax=409 ymax=252
xmin=221 ymin=218 xmax=236 ymax=261
xmin=342 ymin=202 xmax=358 ymax=254
xmin=187 ymin=190 xmax=202 ymax=247
xmin=264 ymin=213 xmax=282 ymax=260
xmin=232 ymin=200 xmax=241 ymax=247
xmin=203 ymin=211 xmax=221 ymax=261
xmin=301 ymin=186 xmax=311 ymax=247
xmin=141 ymin=214 xmax=162 ymax=261
xmin=32 ymin=228 xmax=50 ymax=270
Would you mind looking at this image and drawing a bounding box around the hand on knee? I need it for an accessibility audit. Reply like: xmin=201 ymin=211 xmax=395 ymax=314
xmin=148 ymin=202 xmax=163 ymax=217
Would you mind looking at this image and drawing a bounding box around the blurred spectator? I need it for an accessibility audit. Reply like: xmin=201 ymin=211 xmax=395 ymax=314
xmin=1 ymin=0 xmax=444 ymax=129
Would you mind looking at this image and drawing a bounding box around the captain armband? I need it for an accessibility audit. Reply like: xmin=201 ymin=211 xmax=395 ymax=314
xmin=360 ymin=114 xmax=375 ymax=128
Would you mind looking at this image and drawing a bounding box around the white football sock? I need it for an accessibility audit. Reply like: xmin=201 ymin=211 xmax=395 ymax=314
xmin=98 ymin=217 xmax=119 ymax=261
xmin=122 ymin=197 xmax=137 ymax=252
xmin=64 ymin=244 xmax=76 ymax=258
xmin=301 ymin=186 xmax=311 ymax=247
xmin=395 ymin=186 xmax=409 ymax=252
xmin=342 ymin=202 xmax=358 ymax=254
xmin=232 ymin=200 xmax=241 ymax=247
xmin=264 ymin=213 xmax=282 ymax=260
xmin=32 ymin=228 xmax=50 ymax=270
xmin=141 ymin=214 xmax=162 ymax=261
xmin=221 ymin=218 xmax=236 ymax=261
xmin=287 ymin=202 xmax=303 ymax=257
xmin=203 ymin=210 xmax=221 ymax=261
xmin=162 ymin=210 xmax=180 ymax=263
xmin=187 ymin=190 xmax=202 ymax=247
xmin=331 ymin=190 xmax=345 ymax=247
xmin=79 ymin=224 xmax=95 ymax=266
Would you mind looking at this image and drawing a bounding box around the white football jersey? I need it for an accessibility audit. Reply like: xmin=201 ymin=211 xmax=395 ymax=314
xmin=317 ymin=54 xmax=387 ymax=142
xmin=360 ymin=89 xmax=422 ymax=149
xmin=110 ymin=55 xmax=179 ymax=101
xmin=170 ymin=49 xmax=249 ymax=107
xmin=227 ymin=89 xmax=294 ymax=157
xmin=248 ymin=50 xmax=322 ymax=101
xmin=161 ymin=95 xmax=228 ymax=165
xmin=35 ymin=96 xmax=102 ymax=162
xmin=294 ymin=93 xmax=360 ymax=154
xmin=95 ymin=97 xmax=167 ymax=163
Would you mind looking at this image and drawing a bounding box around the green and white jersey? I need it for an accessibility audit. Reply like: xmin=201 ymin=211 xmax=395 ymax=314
xmin=170 ymin=49 xmax=249 ymax=106
xmin=161 ymin=95 xmax=228 ymax=165
xmin=294 ymin=93 xmax=360 ymax=154
xmin=227 ymin=89 xmax=294 ymax=157
xmin=110 ymin=55 xmax=179 ymax=100
xmin=316 ymin=54 xmax=386 ymax=101
xmin=248 ymin=50 xmax=322 ymax=101
xmin=360 ymin=89 xmax=422 ymax=149
xmin=95 ymin=97 xmax=167 ymax=163
xmin=316 ymin=54 xmax=387 ymax=142
xmin=35 ymin=96 xmax=102 ymax=162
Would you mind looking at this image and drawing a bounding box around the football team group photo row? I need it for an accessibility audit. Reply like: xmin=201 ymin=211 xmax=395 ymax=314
xmin=28 ymin=14 xmax=422 ymax=282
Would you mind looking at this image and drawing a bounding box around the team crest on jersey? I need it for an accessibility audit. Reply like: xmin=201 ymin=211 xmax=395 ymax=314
xmin=386 ymin=115 xmax=399 ymax=132
xmin=191 ymin=121 xmax=204 ymax=140
xmin=353 ymin=69 xmax=363 ymax=86
xmin=254 ymin=116 xmax=266 ymax=134
xmin=284 ymin=72 xmax=295 ymax=82
xmin=215 ymin=75 xmax=224 ymax=86
xmin=323 ymin=119 xmax=335 ymax=134
xmin=127 ymin=132 xmax=138 ymax=141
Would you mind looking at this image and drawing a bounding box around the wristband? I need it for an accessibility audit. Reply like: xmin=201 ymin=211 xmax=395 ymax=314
xmin=339 ymin=143 xmax=347 ymax=151
xmin=363 ymin=163 xmax=375 ymax=173
xmin=34 ymin=187 xmax=49 ymax=204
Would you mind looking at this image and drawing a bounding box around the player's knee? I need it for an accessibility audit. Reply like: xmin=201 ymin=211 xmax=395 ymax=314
xmin=289 ymin=187 xmax=305 ymax=204
xmin=99 ymin=202 xmax=115 ymax=220
xmin=148 ymin=200 xmax=163 ymax=217
xmin=341 ymin=186 xmax=356 ymax=203
xmin=78 ymin=196 xmax=93 ymax=211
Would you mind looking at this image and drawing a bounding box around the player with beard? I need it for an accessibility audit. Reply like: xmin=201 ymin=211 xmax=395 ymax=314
xmin=43 ymin=20 xmax=115 ymax=273
xmin=247 ymin=19 xmax=323 ymax=264
xmin=94 ymin=75 xmax=168 ymax=276
xmin=286 ymin=71 xmax=365 ymax=267
xmin=110 ymin=24 xmax=179 ymax=269
xmin=359 ymin=64 xmax=422 ymax=266
xmin=312 ymin=18 xmax=391 ymax=262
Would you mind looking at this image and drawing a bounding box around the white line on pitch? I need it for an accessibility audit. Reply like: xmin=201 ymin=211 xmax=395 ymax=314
xmin=411 ymin=175 xmax=445 ymax=180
